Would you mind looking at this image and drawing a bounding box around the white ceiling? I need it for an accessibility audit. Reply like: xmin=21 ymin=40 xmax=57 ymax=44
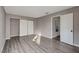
xmin=4 ymin=6 xmax=74 ymax=18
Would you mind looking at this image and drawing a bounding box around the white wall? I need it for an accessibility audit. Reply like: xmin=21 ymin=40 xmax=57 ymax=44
xmin=73 ymin=7 xmax=79 ymax=47
xmin=0 ymin=7 xmax=6 ymax=52
xmin=34 ymin=16 xmax=52 ymax=39
xmin=6 ymin=15 xmax=10 ymax=39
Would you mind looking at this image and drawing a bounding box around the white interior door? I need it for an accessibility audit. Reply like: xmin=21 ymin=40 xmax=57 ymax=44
xmin=27 ymin=20 xmax=33 ymax=35
xmin=60 ymin=13 xmax=73 ymax=45
xmin=20 ymin=20 xmax=33 ymax=36
xmin=20 ymin=20 xmax=28 ymax=36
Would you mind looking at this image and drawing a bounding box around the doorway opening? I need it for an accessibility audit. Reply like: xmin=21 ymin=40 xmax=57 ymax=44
xmin=52 ymin=16 xmax=60 ymax=41
xmin=10 ymin=18 xmax=20 ymax=38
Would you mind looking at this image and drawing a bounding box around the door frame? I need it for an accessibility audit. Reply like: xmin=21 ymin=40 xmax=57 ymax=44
xmin=51 ymin=13 xmax=74 ymax=45
xmin=51 ymin=16 xmax=60 ymax=39
xmin=10 ymin=18 xmax=20 ymax=38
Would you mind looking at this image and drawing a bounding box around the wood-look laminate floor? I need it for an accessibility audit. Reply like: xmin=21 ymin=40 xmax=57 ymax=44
xmin=2 ymin=35 xmax=79 ymax=53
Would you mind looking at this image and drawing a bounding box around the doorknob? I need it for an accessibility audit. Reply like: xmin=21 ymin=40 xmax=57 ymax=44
xmin=71 ymin=30 xmax=73 ymax=32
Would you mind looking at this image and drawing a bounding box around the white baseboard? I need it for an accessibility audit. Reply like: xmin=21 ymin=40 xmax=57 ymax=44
xmin=6 ymin=38 xmax=10 ymax=40
xmin=41 ymin=35 xmax=52 ymax=39
xmin=74 ymin=44 xmax=79 ymax=47
xmin=1 ymin=40 xmax=6 ymax=53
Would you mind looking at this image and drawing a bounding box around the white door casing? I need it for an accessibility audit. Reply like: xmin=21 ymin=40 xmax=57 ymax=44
xmin=27 ymin=21 xmax=34 ymax=35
